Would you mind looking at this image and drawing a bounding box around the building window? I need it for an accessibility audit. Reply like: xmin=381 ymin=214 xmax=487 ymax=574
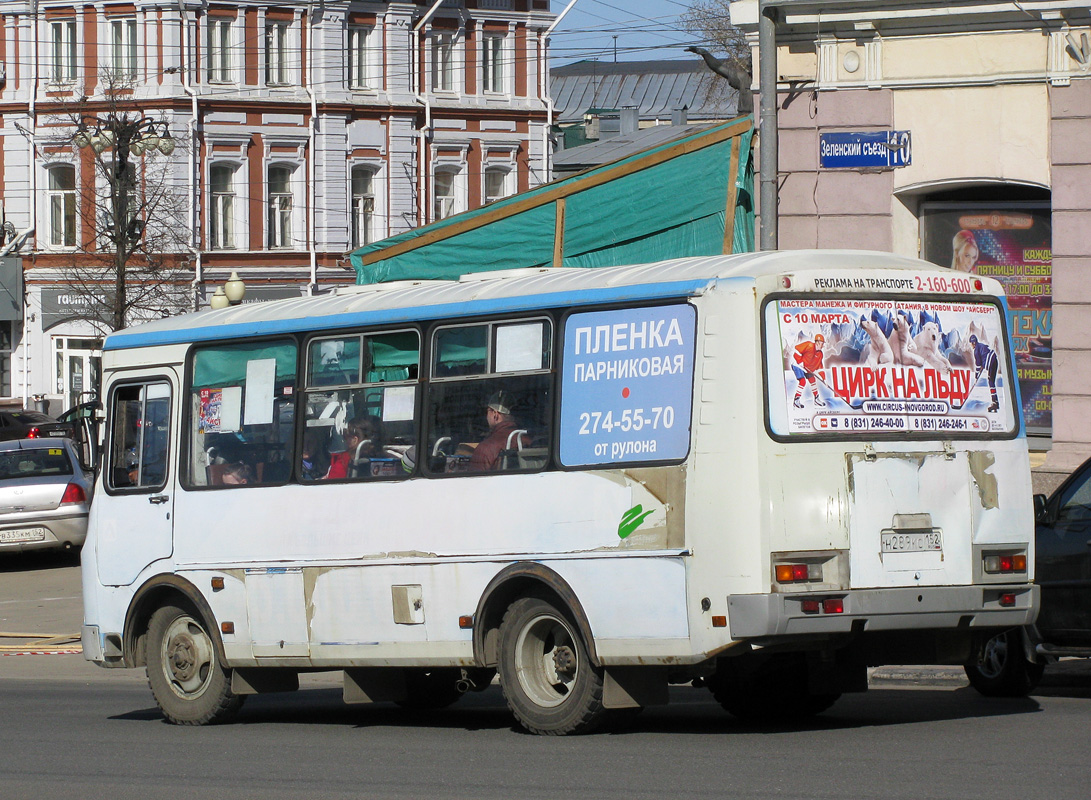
xmin=481 ymin=35 xmax=504 ymax=94
xmin=268 ymin=166 xmax=294 ymax=248
xmin=351 ymin=166 xmax=375 ymax=248
xmin=348 ymin=26 xmax=374 ymax=89
xmin=266 ymin=21 xmax=291 ymax=86
xmin=50 ymin=20 xmax=77 ymax=84
xmin=483 ymin=167 xmax=511 ymax=204
xmin=47 ymin=165 xmax=77 ymax=248
xmin=210 ymin=165 xmax=237 ymax=250
xmin=108 ymin=18 xmax=138 ymax=80
xmin=431 ymin=32 xmax=454 ymax=92
xmin=207 ymin=18 xmax=233 ymax=83
xmin=434 ymin=168 xmax=461 ymax=221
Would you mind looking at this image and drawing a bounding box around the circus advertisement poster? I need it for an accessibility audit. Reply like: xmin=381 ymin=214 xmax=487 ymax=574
xmin=920 ymin=203 xmax=1051 ymax=434
xmin=765 ymin=298 xmax=1018 ymax=437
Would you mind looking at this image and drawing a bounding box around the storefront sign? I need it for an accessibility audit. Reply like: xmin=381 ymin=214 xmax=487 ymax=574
xmin=559 ymin=304 xmax=696 ymax=467
xmin=41 ymin=287 xmax=112 ymax=330
xmin=919 ymin=203 xmax=1051 ymax=435
xmin=819 ymin=131 xmax=911 ymax=169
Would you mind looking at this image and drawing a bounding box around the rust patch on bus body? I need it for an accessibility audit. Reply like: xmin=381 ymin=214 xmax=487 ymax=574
xmin=967 ymin=451 xmax=999 ymax=509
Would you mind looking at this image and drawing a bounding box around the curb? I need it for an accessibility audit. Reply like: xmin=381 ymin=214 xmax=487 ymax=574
xmin=868 ymin=666 xmax=968 ymax=686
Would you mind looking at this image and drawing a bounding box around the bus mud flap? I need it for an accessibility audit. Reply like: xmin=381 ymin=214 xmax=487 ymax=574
xmin=603 ymin=667 xmax=669 ymax=709
xmin=343 ymin=667 xmax=408 ymax=704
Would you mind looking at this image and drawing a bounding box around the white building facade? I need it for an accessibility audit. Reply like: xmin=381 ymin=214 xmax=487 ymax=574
xmin=0 ymin=0 xmax=554 ymax=412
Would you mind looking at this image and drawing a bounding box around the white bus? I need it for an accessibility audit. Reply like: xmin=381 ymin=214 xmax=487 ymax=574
xmin=81 ymin=251 xmax=1037 ymax=734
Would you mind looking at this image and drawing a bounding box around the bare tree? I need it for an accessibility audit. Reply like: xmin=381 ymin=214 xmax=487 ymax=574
xmin=43 ymin=74 xmax=193 ymax=332
xmin=682 ymin=1 xmax=753 ymax=114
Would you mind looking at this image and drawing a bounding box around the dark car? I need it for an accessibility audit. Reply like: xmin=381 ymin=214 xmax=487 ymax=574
xmin=965 ymin=458 xmax=1091 ymax=695
xmin=0 ymin=410 xmax=77 ymax=442
xmin=56 ymin=400 xmax=99 ymax=425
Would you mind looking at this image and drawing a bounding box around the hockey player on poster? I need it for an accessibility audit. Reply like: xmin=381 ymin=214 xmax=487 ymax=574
xmin=969 ymin=333 xmax=1001 ymax=413
xmin=792 ymin=333 xmax=826 ymax=409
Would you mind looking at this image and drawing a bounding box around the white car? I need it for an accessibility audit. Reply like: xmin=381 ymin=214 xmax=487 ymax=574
xmin=0 ymin=438 xmax=93 ymax=554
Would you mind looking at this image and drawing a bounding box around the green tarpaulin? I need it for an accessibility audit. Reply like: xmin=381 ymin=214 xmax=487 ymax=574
xmin=350 ymin=116 xmax=754 ymax=284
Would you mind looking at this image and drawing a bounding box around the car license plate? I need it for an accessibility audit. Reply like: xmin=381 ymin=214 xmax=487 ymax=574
xmin=881 ymin=530 xmax=942 ymax=553
xmin=0 ymin=527 xmax=48 ymax=543
xmin=46 ymin=429 xmax=67 ymax=437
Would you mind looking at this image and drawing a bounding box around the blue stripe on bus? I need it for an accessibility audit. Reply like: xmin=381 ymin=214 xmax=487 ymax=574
xmin=104 ymin=277 xmax=727 ymax=350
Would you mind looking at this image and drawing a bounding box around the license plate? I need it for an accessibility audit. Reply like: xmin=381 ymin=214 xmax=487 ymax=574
xmin=881 ymin=530 xmax=942 ymax=553
xmin=0 ymin=527 xmax=48 ymax=543
xmin=45 ymin=429 xmax=67 ymax=437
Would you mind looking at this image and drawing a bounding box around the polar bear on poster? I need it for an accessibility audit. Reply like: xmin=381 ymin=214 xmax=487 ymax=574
xmin=914 ymin=321 xmax=953 ymax=373
xmin=890 ymin=314 xmax=926 ymax=367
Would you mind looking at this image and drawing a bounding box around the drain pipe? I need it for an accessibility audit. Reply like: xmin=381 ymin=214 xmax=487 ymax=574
xmin=24 ymin=0 xmax=41 ymax=408
xmin=305 ymin=3 xmax=318 ymax=292
xmin=758 ymin=1 xmax=778 ymax=250
xmin=541 ymin=0 xmax=579 ymax=181
xmin=412 ymin=0 xmax=446 ymax=225
xmin=177 ymin=0 xmax=201 ymax=309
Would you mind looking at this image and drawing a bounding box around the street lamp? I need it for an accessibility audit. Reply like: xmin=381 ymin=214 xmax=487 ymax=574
xmin=73 ymin=114 xmax=176 ymax=331
xmin=210 ymin=272 xmax=246 ymax=310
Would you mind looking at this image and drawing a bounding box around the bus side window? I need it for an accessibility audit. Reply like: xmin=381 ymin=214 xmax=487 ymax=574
xmin=107 ymin=381 xmax=171 ymax=491
xmin=425 ymin=319 xmax=553 ymax=475
xmin=187 ymin=339 xmax=297 ymax=488
xmin=301 ymin=329 xmax=420 ymax=482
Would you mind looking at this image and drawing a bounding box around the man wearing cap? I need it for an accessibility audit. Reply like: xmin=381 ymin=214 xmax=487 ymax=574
xmin=469 ymin=390 xmax=525 ymax=471
xmin=792 ymin=333 xmax=827 ymax=409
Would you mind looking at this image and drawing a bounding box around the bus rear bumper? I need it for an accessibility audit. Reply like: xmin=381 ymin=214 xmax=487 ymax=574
xmin=727 ymin=584 xmax=1039 ymax=640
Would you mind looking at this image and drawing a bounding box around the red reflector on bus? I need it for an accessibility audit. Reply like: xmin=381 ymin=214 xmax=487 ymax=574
xmin=792 ymin=564 xmax=809 ymax=581
xmin=60 ymin=483 xmax=86 ymax=505
xmin=801 ymin=599 xmax=820 ymax=614
xmin=458 ymin=615 xmax=474 ymax=629
xmin=999 ymin=593 xmax=1016 ymax=608
xmin=999 ymin=555 xmax=1013 ymax=572
xmin=711 ymin=616 xmax=727 ymax=628
xmin=973 ymin=279 xmax=983 ymax=290
xmin=822 ymin=598 xmax=844 ymax=614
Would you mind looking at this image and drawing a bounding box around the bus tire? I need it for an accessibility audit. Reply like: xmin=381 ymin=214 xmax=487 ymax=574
xmin=964 ymin=629 xmax=1044 ymax=697
xmin=708 ymin=655 xmax=841 ymax=722
xmin=497 ymin=596 xmax=606 ymax=735
xmin=396 ymin=668 xmax=464 ymax=710
xmin=146 ymin=602 xmax=244 ymax=725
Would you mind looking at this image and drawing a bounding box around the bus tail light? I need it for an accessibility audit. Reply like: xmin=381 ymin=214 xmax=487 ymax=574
xmin=983 ymin=553 xmax=1027 ymax=574
xmin=60 ymin=483 xmax=86 ymax=505
xmin=999 ymin=593 xmax=1016 ymax=608
xmin=775 ymin=562 xmax=821 ymax=583
xmin=822 ymin=598 xmax=844 ymax=614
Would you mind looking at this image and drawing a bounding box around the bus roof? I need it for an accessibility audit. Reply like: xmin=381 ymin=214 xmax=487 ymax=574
xmin=105 ymin=250 xmax=944 ymax=351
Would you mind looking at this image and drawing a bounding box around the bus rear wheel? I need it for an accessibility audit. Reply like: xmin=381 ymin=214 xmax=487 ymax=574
xmin=497 ymin=596 xmax=606 ymax=735
xmin=708 ymin=654 xmax=841 ymax=722
xmin=964 ymin=629 xmax=1044 ymax=697
xmin=146 ymin=602 xmax=244 ymax=725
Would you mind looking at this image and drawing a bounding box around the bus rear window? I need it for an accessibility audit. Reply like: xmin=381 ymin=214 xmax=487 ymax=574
xmin=763 ymin=297 xmax=1018 ymax=437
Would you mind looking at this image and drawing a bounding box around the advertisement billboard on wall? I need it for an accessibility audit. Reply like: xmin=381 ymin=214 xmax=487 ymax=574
xmin=919 ymin=202 xmax=1051 ymax=436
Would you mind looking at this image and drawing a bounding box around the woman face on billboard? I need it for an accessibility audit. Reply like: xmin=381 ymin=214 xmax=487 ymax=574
xmin=952 ymin=229 xmax=980 ymax=272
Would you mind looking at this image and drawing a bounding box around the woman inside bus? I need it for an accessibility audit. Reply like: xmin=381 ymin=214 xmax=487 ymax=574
xmin=324 ymin=415 xmax=384 ymax=479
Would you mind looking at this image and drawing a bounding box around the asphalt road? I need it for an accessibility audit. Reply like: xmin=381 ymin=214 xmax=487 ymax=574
xmin=3 ymin=553 xmax=1091 ymax=800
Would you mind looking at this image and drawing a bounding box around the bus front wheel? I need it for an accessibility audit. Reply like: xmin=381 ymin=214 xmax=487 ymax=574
xmin=146 ymin=602 xmax=244 ymax=725
xmin=497 ymin=596 xmax=606 ymax=735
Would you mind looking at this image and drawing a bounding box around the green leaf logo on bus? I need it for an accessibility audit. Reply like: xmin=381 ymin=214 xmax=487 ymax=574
xmin=618 ymin=504 xmax=654 ymax=539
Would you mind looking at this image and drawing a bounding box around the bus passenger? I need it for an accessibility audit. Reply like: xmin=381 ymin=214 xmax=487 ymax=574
xmin=469 ymin=391 xmax=525 ymax=472
xmin=324 ymin=416 xmax=383 ymax=479
xmin=221 ymin=462 xmax=252 ymax=485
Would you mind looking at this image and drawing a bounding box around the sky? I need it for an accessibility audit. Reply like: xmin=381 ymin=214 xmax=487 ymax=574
xmin=548 ymin=0 xmax=707 ymax=67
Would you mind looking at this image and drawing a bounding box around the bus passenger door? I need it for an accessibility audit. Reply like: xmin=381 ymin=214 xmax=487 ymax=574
xmin=96 ymin=374 xmax=177 ymax=587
